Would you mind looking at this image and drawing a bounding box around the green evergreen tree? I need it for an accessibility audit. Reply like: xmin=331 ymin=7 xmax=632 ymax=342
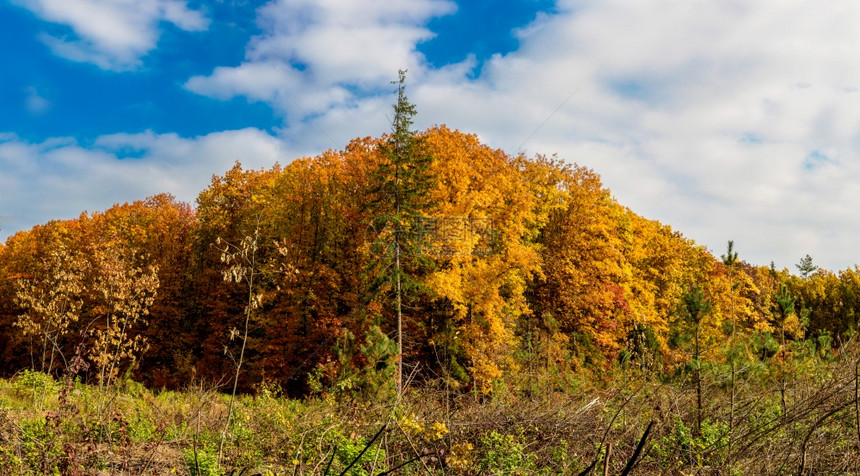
xmin=721 ymin=240 xmax=739 ymax=459
xmin=771 ymin=283 xmax=807 ymax=412
xmin=796 ymin=254 xmax=817 ymax=279
xmin=367 ymin=70 xmax=435 ymax=396
xmin=683 ymin=285 xmax=712 ymax=437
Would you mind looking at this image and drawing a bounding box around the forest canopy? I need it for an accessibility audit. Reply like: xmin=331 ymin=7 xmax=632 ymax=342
xmin=1 ymin=124 xmax=857 ymax=397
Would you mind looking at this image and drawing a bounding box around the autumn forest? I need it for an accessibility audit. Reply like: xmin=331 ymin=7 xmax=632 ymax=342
xmin=2 ymin=80 xmax=860 ymax=474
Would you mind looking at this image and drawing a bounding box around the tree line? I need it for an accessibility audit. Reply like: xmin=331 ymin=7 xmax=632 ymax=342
xmin=2 ymin=98 xmax=860 ymax=399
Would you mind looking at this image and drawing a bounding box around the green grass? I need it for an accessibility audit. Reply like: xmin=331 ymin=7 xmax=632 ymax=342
xmin=0 ymin=346 xmax=858 ymax=475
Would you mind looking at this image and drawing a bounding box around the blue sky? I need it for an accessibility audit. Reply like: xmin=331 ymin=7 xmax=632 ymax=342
xmin=1 ymin=0 xmax=552 ymax=141
xmin=3 ymin=0 xmax=860 ymax=271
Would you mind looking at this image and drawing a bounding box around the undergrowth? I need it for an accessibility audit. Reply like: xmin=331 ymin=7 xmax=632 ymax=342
xmin=1 ymin=342 xmax=859 ymax=475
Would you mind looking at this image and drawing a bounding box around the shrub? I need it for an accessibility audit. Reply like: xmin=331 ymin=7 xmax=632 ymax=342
xmin=478 ymin=430 xmax=536 ymax=475
xmin=184 ymin=444 xmax=223 ymax=476
xmin=14 ymin=370 xmax=59 ymax=400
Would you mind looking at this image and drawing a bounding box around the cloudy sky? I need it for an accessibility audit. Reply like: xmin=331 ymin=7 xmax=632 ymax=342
xmin=2 ymin=0 xmax=860 ymax=271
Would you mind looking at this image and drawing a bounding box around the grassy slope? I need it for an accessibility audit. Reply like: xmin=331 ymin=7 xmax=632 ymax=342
xmin=1 ymin=338 xmax=860 ymax=476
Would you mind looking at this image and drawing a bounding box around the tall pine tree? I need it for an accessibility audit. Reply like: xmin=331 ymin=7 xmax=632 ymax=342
xmin=682 ymin=284 xmax=712 ymax=437
xmin=368 ymin=70 xmax=434 ymax=396
xmin=721 ymin=240 xmax=739 ymax=459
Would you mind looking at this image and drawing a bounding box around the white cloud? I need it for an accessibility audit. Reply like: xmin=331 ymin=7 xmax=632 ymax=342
xmin=13 ymin=0 xmax=209 ymax=70
xmin=185 ymin=0 xmax=455 ymax=116
xmin=9 ymin=0 xmax=860 ymax=271
xmin=24 ymin=87 xmax=51 ymax=115
xmin=0 ymin=129 xmax=286 ymax=240
xmin=537 ymin=0 xmax=860 ymax=271
xmin=193 ymin=0 xmax=860 ymax=270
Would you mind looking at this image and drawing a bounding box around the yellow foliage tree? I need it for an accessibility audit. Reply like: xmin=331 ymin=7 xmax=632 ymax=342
xmin=420 ymin=126 xmax=542 ymax=392
xmin=534 ymin=163 xmax=630 ymax=357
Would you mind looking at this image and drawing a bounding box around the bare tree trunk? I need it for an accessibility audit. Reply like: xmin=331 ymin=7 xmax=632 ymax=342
xmin=729 ymin=267 xmax=736 ymax=464
xmin=780 ymin=325 xmax=787 ymax=416
xmin=855 ymin=358 xmax=859 ymax=447
xmin=729 ymin=358 xmax=736 ymax=459
xmin=219 ymin=256 xmax=253 ymax=465
xmin=695 ymin=324 xmax=702 ymax=437
xmin=217 ymin=226 xmax=259 ymax=466
xmin=603 ymin=443 xmax=612 ymax=476
xmin=396 ymin=240 xmax=403 ymax=398
xmin=395 ymin=138 xmax=403 ymax=399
